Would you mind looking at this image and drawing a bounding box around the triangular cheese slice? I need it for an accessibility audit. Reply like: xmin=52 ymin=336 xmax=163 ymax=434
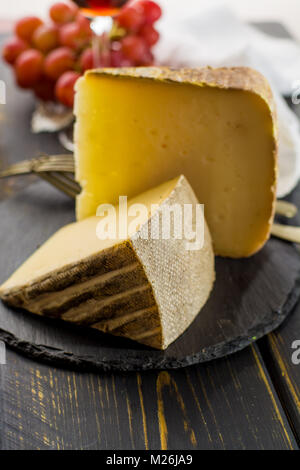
xmin=0 ymin=175 xmax=215 ymax=350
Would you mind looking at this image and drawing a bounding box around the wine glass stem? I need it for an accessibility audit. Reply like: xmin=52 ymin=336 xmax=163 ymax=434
xmin=90 ymin=16 xmax=114 ymax=68
xmin=92 ymin=33 xmax=110 ymax=67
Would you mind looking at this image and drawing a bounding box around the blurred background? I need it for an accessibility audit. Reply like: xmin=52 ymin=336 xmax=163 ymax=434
xmin=0 ymin=0 xmax=299 ymax=40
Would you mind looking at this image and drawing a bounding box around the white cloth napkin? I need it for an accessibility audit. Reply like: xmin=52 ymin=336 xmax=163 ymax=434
xmin=154 ymin=1 xmax=300 ymax=197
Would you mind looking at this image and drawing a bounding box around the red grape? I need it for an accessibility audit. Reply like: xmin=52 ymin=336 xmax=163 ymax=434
xmin=110 ymin=48 xmax=132 ymax=67
xmin=116 ymin=6 xmax=144 ymax=32
xmin=139 ymin=1 xmax=162 ymax=25
xmin=15 ymin=16 xmax=44 ymax=42
xmin=76 ymin=13 xmax=92 ymax=35
xmin=139 ymin=23 xmax=159 ymax=46
xmin=79 ymin=48 xmax=95 ymax=72
xmin=15 ymin=49 xmax=44 ymax=88
xmin=44 ymin=47 xmax=75 ymax=80
xmin=34 ymin=77 xmax=56 ymax=102
xmin=59 ymin=22 xmax=90 ymax=50
xmin=80 ymin=47 xmax=115 ymax=70
xmin=55 ymin=70 xmax=81 ymax=107
xmin=33 ymin=24 xmax=59 ymax=53
xmin=2 ymin=37 xmax=29 ymax=65
xmin=121 ymin=35 xmax=148 ymax=63
xmin=139 ymin=48 xmax=154 ymax=65
xmin=50 ymin=2 xmax=79 ymax=25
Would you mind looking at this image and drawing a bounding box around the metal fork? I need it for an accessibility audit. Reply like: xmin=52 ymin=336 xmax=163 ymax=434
xmin=0 ymin=154 xmax=80 ymax=199
xmin=1 ymin=154 xmax=300 ymax=244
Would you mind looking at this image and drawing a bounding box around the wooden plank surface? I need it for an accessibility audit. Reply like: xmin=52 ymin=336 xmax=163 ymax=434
xmin=261 ymin=324 xmax=300 ymax=447
xmin=1 ymin=345 xmax=297 ymax=450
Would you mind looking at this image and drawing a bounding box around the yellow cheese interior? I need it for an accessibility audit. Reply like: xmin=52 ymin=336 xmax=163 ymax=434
xmin=75 ymin=74 xmax=276 ymax=257
xmin=1 ymin=177 xmax=178 ymax=290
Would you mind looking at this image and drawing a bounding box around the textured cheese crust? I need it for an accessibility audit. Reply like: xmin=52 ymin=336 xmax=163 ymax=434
xmin=75 ymin=66 xmax=277 ymax=258
xmin=0 ymin=176 xmax=215 ymax=350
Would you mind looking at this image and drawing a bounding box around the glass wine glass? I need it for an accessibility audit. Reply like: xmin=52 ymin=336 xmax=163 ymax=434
xmin=76 ymin=1 xmax=129 ymax=65
xmin=59 ymin=0 xmax=129 ymax=151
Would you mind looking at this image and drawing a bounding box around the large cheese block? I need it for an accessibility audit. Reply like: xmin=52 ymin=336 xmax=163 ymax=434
xmin=0 ymin=175 xmax=215 ymax=350
xmin=75 ymin=66 xmax=278 ymax=258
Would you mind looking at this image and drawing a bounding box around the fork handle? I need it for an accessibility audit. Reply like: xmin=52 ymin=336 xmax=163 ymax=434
xmin=0 ymin=154 xmax=75 ymax=178
xmin=271 ymin=223 xmax=300 ymax=244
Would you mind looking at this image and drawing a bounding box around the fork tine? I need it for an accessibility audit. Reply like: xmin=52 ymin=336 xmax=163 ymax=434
xmin=38 ymin=172 xmax=79 ymax=199
xmin=37 ymin=164 xmax=75 ymax=173
xmin=38 ymin=159 xmax=74 ymax=167
xmin=38 ymin=154 xmax=74 ymax=162
xmin=34 ymin=154 xmax=75 ymax=173
xmin=51 ymin=172 xmax=81 ymax=194
xmin=41 ymin=159 xmax=75 ymax=167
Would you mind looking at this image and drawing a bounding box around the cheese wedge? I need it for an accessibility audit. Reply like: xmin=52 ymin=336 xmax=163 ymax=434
xmin=75 ymin=66 xmax=277 ymax=258
xmin=0 ymin=175 xmax=215 ymax=350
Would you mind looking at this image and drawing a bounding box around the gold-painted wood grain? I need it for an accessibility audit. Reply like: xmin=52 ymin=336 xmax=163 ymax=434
xmin=1 ymin=344 xmax=296 ymax=450
xmin=261 ymin=319 xmax=300 ymax=445
xmin=156 ymin=371 xmax=197 ymax=450
xmin=268 ymin=334 xmax=300 ymax=412
xmin=137 ymin=373 xmax=149 ymax=450
xmin=251 ymin=345 xmax=294 ymax=450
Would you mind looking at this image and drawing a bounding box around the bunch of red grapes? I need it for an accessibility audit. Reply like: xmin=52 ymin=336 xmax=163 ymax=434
xmin=2 ymin=0 xmax=162 ymax=108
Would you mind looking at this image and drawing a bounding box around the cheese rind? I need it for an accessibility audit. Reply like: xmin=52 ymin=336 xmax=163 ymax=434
xmin=75 ymin=66 xmax=277 ymax=258
xmin=0 ymin=175 xmax=215 ymax=350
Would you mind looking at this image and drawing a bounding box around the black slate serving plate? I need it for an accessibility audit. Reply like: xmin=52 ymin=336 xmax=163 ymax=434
xmin=0 ymin=181 xmax=299 ymax=371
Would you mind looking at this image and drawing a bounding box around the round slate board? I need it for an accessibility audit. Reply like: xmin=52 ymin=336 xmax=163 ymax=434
xmin=0 ymin=181 xmax=300 ymax=372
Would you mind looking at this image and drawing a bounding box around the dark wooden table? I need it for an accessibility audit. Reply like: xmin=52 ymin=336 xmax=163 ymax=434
xmin=0 ymin=24 xmax=300 ymax=451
